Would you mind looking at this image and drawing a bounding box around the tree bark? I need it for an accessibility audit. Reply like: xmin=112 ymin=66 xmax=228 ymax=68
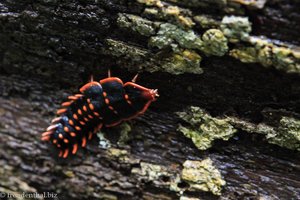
xmin=0 ymin=1 xmax=300 ymax=200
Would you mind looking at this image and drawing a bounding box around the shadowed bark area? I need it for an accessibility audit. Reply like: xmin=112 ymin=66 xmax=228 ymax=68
xmin=0 ymin=1 xmax=300 ymax=200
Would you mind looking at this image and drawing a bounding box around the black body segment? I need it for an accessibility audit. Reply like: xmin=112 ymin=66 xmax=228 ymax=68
xmin=101 ymin=78 xmax=137 ymax=121
xmin=41 ymin=76 xmax=158 ymax=158
xmin=82 ymin=82 xmax=103 ymax=99
xmin=100 ymin=78 xmax=124 ymax=125
xmin=124 ymin=83 xmax=152 ymax=115
xmin=48 ymin=94 xmax=103 ymax=157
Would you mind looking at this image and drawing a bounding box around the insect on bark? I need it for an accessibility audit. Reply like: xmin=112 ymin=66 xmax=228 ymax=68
xmin=41 ymin=72 xmax=159 ymax=158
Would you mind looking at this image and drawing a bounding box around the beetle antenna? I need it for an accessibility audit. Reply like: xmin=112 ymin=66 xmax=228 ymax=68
xmin=108 ymin=69 xmax=111 ymax=77
xmin=90 ymin=75 xmax=94 ymax=82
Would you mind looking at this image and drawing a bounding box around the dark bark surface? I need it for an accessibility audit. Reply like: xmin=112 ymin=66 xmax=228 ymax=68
xmin=0 ymin=1 xmax=300 ymax=200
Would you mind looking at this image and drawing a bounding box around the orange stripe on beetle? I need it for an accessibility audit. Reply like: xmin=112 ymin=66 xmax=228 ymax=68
xmin=84 ymin=117 xmax=89 ymax=122
xmin=64 ymin=127 xmax=69 ymax=132
xmin=93 ymin=112 xmax=100 ymax=117
xmin=89 ymin=103 xmax=94 ymax=110
xmin=68 ymin=96 xmax=78 ymax=100
xmin=69 ymin=119 xmax=74 ymax=126
xmin=83 ymin=105 xmax=87 ymax=112
xmin=63 ymin=149 xmax=69 ymax=158
xmin=88 ymin=131 xmax=93 ymax=140
xmin=73 ymin=113 xmax=78 ymax=120
xmin=62 ymin=101 xmax=72 ymax=107
xmin=70 ymin=132 xmax=76 ymax=137
xmin=72 ymin=144 xmax=78 ymax=154
xmin=57 ymin=108 xmax=67 ymax=115
xmin=82 ymin=137 xmax=87 ymax=147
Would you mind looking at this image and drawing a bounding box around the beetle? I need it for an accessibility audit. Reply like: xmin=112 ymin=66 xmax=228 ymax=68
xmin=41 ymin=72 xmax=158 ymax=158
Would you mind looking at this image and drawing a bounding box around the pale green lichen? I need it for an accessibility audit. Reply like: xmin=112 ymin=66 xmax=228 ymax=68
xmin=149 ymin=34 xmax=174 ymax=49
xmin=117 ymin=13 xmax=157 ymax=37
xmin=193 ymin=15 xmax=220 ymax=29
xmin=117 ymin=122 xmax=132 ymax=146
xmin=230 ymin=37 xmax=300 ymax=73
xmin=107 ymin=148 xmax=140 ymax=164
xmin=107 ymin=148 xmax=128 ymax=163
xmin=162 ymin=49 xmax=203 ymax=74
xmin=137 ymin=0 xmax=163 ymax=7
xmin=64 ymin=170 xmax=75 ymax=178
xmin=115 ymin=14 xmax=231 ymax=74
xmin=201 ymin=29 xmax=228 ymax=56
xmin=228 ymin=115 xmax=300 ymax=151
xmin=97 ymin=122 xmax=131 ymax=149
xmin=293 ymin=49 xmax=300 ymax=59
xmin=97 ymin=131 xmax=111 ymax=149
xmin=150 ymin=24 xmax=228 ymax=57
xmin=144 ymin=8 xmax=160 ymax=17
xmin=193 ymin=15 xmax=300 ymax=73
xmin=220 ymin=16 xmax=252 ymax=41
xmin=164 ymin=5 xmax=195 ymax=28
xmin=177 ymin=106 xmax=237 ymax=150
xmin=268 ymin=46 xmax=300 ymax=73
xmin=105 ymin=38 xmax=203 ymax=74
xmin=181 ymin=159 xmax=226 ymax=196
xmin=138 ymin=0 xmax=195 ymax=28
xmin=132 ymin=159 xmax=225 ymax=196
xmin=169 ymin=175 xmax=184 ymax=194
xmin=107 ymin=148 xmax=128 ymax=158
xmin=229 ymin=47 xmax=258 ymax=63
xmin=131 ymin=162 xmax=172 ymax=182
xmin=120 ymin=2 xmax=299 ymax=75
xmin=105 ymin=39 xmax=149 ymax=64
xmin=268 ymin=117 xmax=300 ymax=151
xmin=149 ymin=23 xmax=203 ymax=50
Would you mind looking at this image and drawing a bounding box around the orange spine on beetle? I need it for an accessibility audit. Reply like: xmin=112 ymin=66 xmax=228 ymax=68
xmin=41 ymin=73 xmax=158 ymax=158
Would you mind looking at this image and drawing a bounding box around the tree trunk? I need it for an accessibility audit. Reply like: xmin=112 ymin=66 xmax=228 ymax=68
xmin=0 ymin=0 xmax=300 ymax=199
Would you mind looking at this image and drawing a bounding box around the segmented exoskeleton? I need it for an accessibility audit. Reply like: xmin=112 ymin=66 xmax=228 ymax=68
xmin=41 ymin=73 xmax=158 ymax=158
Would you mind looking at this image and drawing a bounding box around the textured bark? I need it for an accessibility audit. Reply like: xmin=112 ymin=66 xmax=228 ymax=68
xmin=0 ymin=1 xmax=300 ymax=200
